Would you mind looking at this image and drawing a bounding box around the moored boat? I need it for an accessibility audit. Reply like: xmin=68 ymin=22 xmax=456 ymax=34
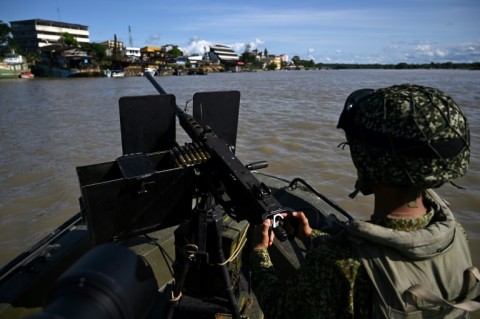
xmin=0 ymin=51 xmax=31 ymax=78
xmin=33 ymin=45 xmax=101 ymax=78
xmin=19 ymin=71 xmax=34 ymax=79
xmin=103 ymin=69 xmax=126 ymax=77
xmin=111 ymin=70 xmax=125 ymax=77
xmin=143 ymin=67 xmax=157 ymax=76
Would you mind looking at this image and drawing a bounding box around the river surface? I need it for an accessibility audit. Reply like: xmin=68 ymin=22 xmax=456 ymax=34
xmin=1 ymin=69 xmax=479 ymax=268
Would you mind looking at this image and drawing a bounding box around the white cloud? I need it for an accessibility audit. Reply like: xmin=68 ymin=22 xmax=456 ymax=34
xmin=180 ymin=37 xmax=211 ymax=55
xmin=248 ymin=39 xmax=265 ymax=51
xmin=229 ymin=42 xmax=249 ymax=53
xmin=146 ymin=33 xmax=161 ymax=45
xmin=144 ymin=5 xmax=480 ymax=64
xmin=436 ymin=49 xmax=447 ymax=57
xmin=325 ymin=40 xmax=480 ymax=64
xmin=308 ymin=48 xmax=315 ymax=61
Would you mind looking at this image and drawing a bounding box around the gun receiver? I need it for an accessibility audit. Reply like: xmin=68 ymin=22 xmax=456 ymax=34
xmin=145 ymin=73 xmax=292 ymax=238
xmin=178 ymin=106 xmax=289 ymax=224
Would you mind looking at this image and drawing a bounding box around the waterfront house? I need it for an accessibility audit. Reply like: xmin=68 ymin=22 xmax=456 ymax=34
xmin=125 ymin=47 xmax=141 ymax=62
xmin=208 ymin=44 xmax=241 ymax=72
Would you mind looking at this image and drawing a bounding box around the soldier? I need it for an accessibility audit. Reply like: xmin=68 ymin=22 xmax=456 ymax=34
xmin=251 ymin=84 xmax=479 ymax=318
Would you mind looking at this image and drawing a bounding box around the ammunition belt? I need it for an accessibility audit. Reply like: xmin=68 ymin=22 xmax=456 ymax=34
xmin=171 ymin=142 xmax=211 ymax=167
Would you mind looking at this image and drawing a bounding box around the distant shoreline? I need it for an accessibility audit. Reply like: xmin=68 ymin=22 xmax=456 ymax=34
xmin=306 ymin=62 xmax=480 ymax=71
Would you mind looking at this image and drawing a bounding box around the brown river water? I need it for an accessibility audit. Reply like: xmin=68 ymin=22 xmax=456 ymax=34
xmin=0 ymin=69 xmax=479 ymax=269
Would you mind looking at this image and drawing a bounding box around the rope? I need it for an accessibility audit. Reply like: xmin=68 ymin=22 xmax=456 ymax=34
xmin=170 ymin=290 xmax=183 ymax=302
xmin=218 ymin=224 xmax=250 ymax=266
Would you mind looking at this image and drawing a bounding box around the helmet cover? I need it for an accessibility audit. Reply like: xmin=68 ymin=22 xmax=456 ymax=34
xmin=341 ymin=84 xmax=470 ymax=193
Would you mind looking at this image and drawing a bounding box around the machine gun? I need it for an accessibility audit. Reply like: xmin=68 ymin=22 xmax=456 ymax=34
xmin=145 ymin=73 xmax=295 ymax=318
xmin=145 ymin=72 xmax=293 ymax=234
xmin=75 ymin=75 xmax=296 ymax=318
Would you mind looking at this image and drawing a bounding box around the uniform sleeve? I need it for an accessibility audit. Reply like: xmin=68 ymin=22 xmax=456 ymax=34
xmin=299 ymin=229 xmax=337 ymax=253
xmin=250 ymin=239 xmax=357 ymax=319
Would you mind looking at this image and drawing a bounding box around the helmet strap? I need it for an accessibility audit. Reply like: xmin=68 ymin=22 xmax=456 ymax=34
xmin=449 ymin=181 xmax=467 ymax=190
xmin=349 ymin=173 xmax=374 ymax=199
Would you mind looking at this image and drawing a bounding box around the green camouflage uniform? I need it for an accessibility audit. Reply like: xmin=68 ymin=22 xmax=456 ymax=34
xmin=250 ymin=84 xmax=472 ymax=318
xmin=251 ymin=208 xmax=435 ymax=319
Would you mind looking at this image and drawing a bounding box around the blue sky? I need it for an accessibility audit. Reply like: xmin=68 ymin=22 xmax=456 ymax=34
xmin=2 ymin=0 xmax=479 ymax=64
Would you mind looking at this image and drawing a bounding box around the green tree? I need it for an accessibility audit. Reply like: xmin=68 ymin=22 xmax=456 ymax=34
xmin=291 ymin=55 xmax=301 ymax=65
xmin=240 ymin=51 xmax=256 ymax=64
xmin=24 ymin=51 xmax=41 ymax=63
xmin=305 ymin=59 xmax=315 ymax=68
xmin=394 ymin=62 xmax=408 ymax=69
xmin=0 ymin=21 xmax=11 ymax=46
xmin=267 ymin=62 xmax=277 ymax=70
xmin=83 ymin=42 xmax=107 ymax=63
xmin=62 ymin=32 xmax=78 ymax=46
xmin=112 ymin=34 xmax=123 ymax=61
xmin=0 ymin=21 xmax=18 ymax=53
xmin=168 ymin=47 xmax=183 ymax=57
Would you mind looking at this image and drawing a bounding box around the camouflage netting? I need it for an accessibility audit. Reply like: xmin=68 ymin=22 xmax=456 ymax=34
xmin=347 ymin=84 xmax=470 ymax=190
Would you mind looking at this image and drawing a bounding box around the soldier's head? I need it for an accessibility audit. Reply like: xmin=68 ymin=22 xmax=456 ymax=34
xmin=337 ymin=84 xmax=470 ymax=196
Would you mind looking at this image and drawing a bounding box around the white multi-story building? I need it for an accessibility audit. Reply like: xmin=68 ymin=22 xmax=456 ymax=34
xmin=125 ymin=47 xmax=141 ymax=61
xmin=10 ymin=19 xmax=90 ymax=52
xmin=208 ymin=44 xmax=240 ymax=71
xmin=208 ymin=44 xmax=239 ymax=64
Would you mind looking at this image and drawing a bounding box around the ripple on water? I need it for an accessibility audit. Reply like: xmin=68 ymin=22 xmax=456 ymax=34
xmin=0 ymin=70 xmax=479 ymax=268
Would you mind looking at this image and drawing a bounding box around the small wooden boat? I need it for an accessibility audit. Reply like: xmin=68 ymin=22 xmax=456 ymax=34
xmin=111 ymin=70 xmax=125 ymax=77
xmin=19 ymin=71 xmax=34 ymax=79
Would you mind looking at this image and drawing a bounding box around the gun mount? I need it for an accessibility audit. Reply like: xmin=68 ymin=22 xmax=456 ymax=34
xmin=74 ymin=75 xmax=297 ymax=319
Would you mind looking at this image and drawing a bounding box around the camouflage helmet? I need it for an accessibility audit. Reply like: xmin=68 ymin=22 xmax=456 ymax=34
xmin=337 ymin=84 xmax=470 ymax=194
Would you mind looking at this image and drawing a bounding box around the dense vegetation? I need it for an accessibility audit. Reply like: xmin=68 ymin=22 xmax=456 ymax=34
xmin=321 ymin=62 xmax=480 ymax=70
xmin=289 ymin=56 xmax=480 ymax=70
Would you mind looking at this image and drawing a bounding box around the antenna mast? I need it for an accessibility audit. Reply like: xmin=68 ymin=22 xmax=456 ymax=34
xmin=129 ymin=25 xmax=133 ymax=47
xmin=57 ymin=0 xmax=64 ymax=47
xmin=57 ymin=0 xmax=62 ymax=21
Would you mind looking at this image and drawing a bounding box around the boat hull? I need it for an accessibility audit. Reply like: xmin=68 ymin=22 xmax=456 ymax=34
xmin=0 ymin=172 xmax=347 ymax=318
xmin=0 ymin=63 xmax=31 ymax=78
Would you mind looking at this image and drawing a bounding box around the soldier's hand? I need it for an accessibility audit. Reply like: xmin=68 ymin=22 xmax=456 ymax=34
xmin=253 ymin=219 xmax=274 ymax=251
xmin=288 ymin=211 xmax=312 ymax=244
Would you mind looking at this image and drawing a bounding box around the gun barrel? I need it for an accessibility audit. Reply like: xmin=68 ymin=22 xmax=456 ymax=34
xmin=145 ymin=72 xmax=208 ymax=142
xmin=144 ymin=71 xmax=188 ymax=117
xmin=145 ymin=71 xmax=167 ymax=94
xmin=144 ymin=72 xmax=291 ymax=227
